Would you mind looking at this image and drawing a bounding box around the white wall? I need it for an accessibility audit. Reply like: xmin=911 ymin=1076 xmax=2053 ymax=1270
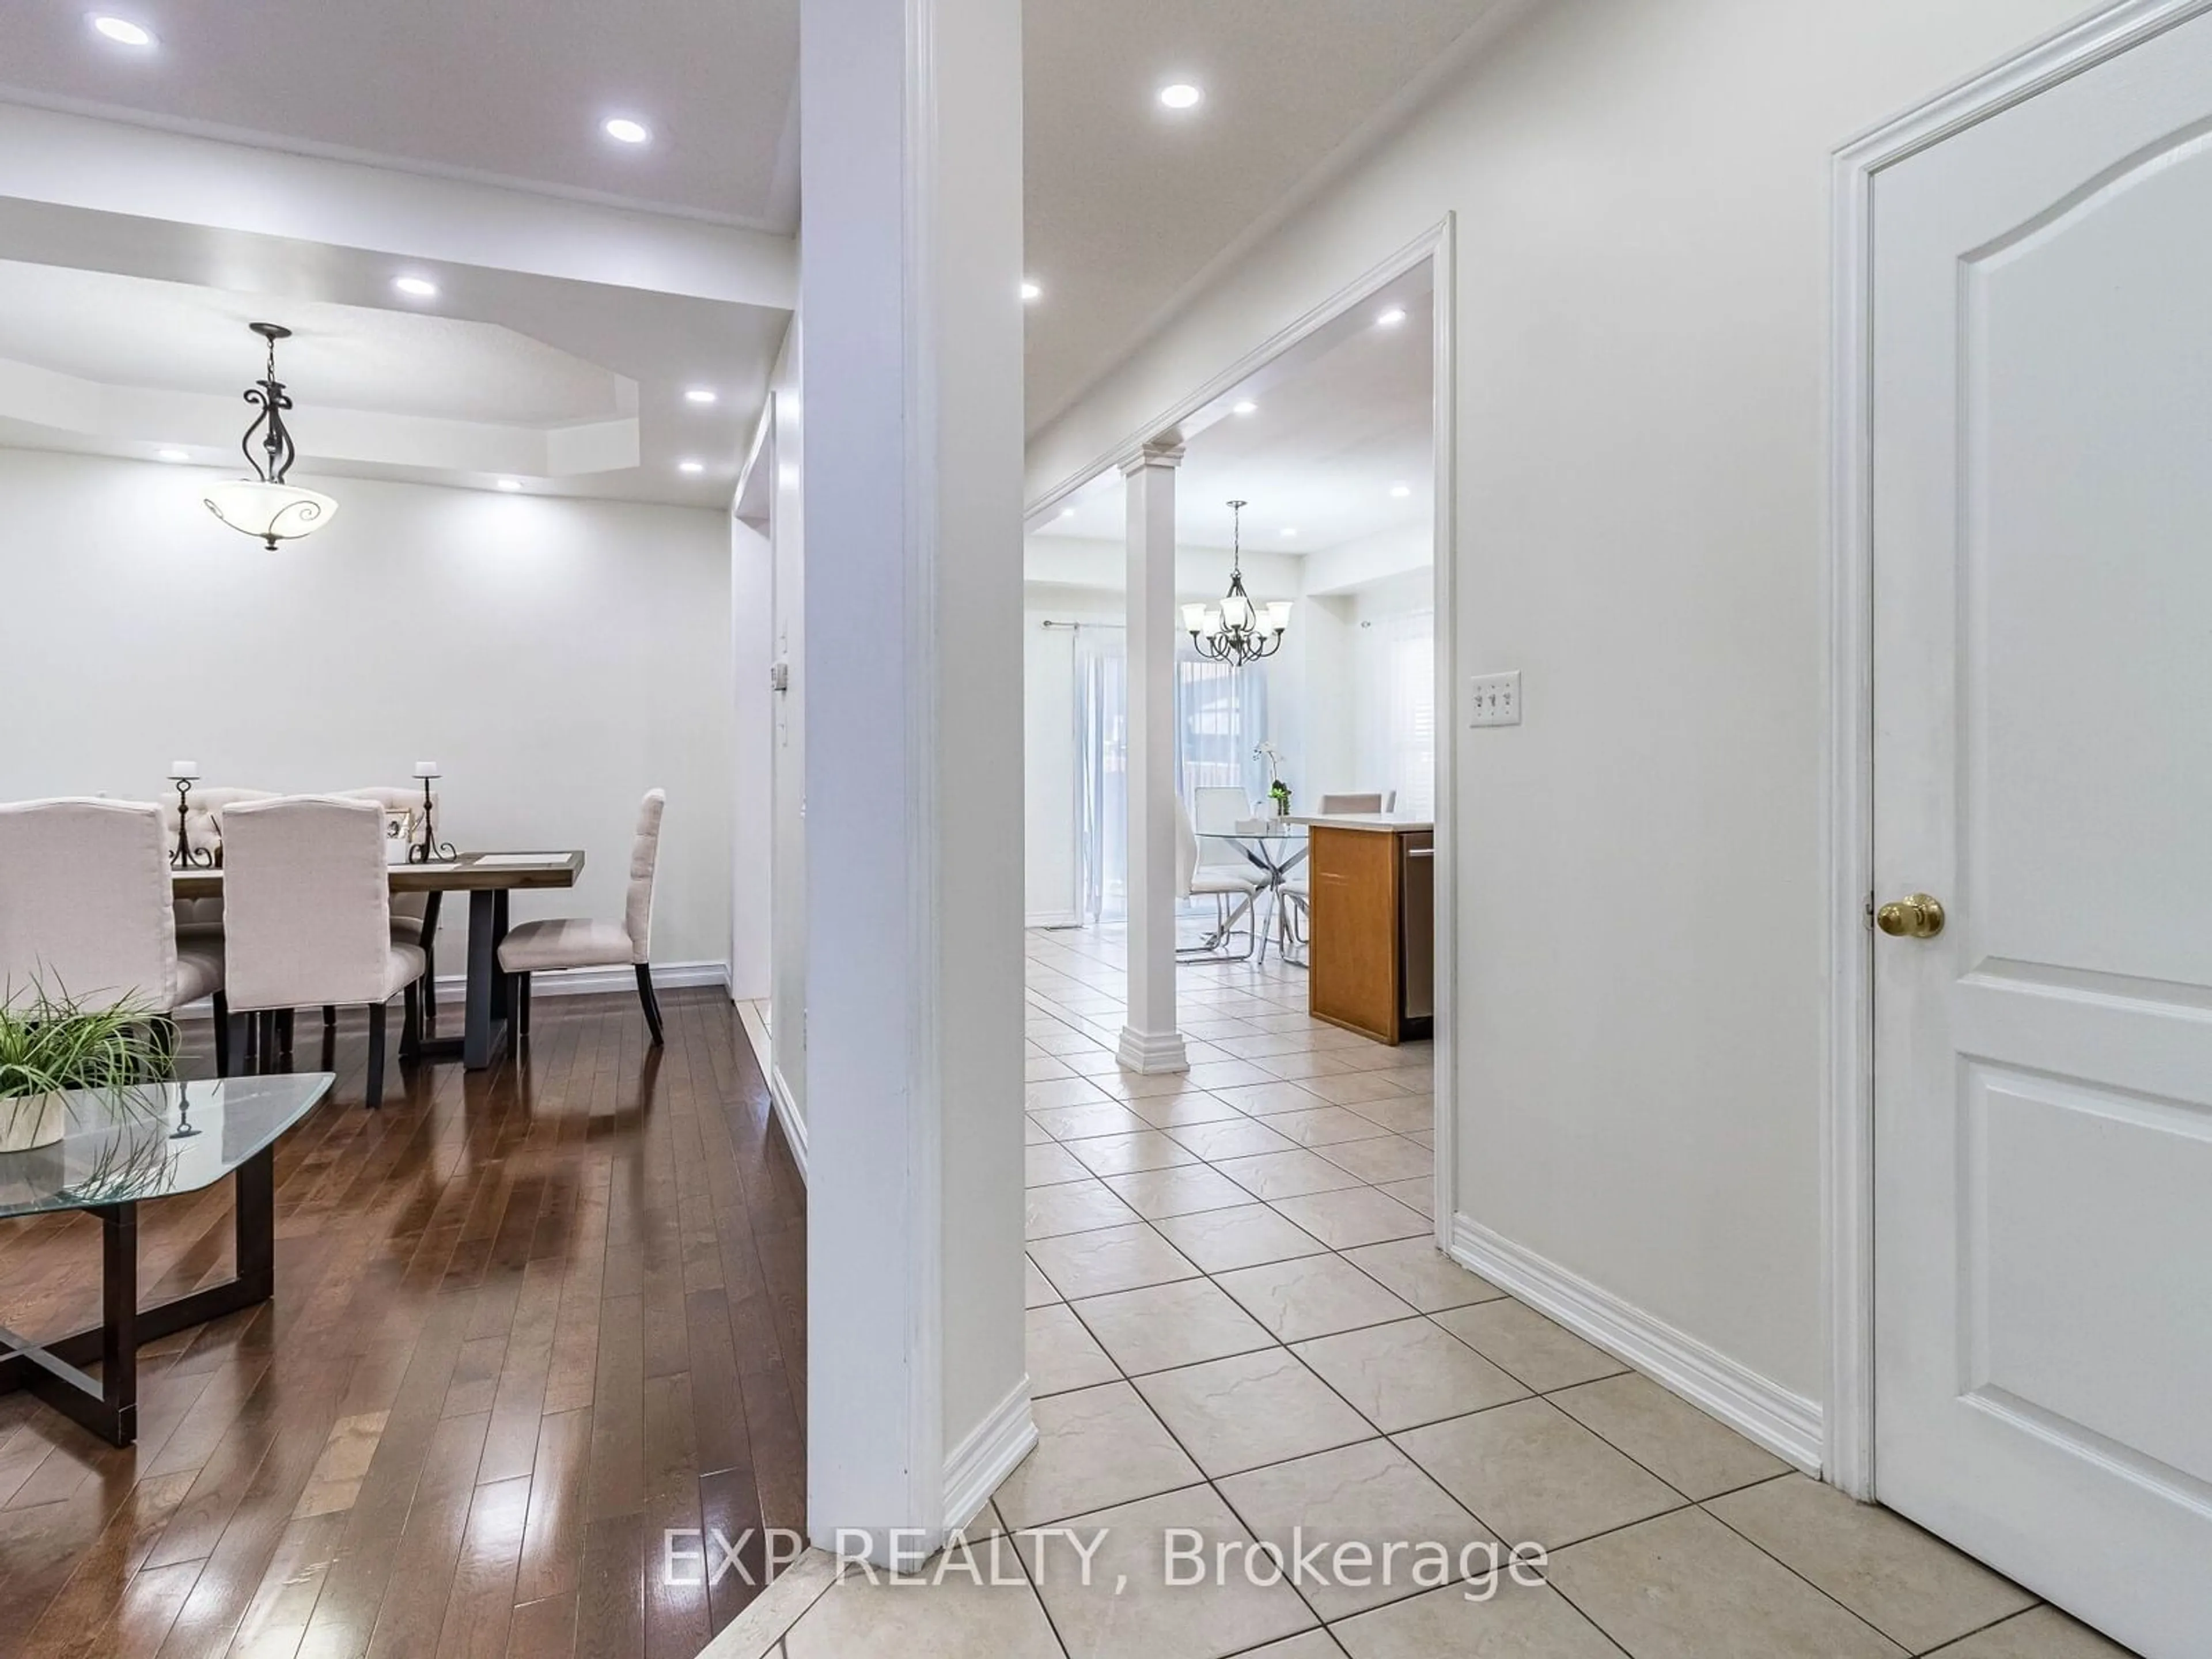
xmin=767 ymin=334 xmax=809 ymax=1133
xmin=1024 ymin=618 xmax=1081 ymax=926
xmin=0 ymin=446 xmax=734 ymax=972
xmin=1025 ymin=0 xmax=2086 ymax=1408
xmin=730 ymin=512 xmax=774 ymax=999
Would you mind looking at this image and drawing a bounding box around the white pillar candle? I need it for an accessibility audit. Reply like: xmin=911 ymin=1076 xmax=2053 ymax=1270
xmin=413 ymin=760 xmax=441 ymax=778
xmin=168 ymin=760 xmax=199 ymax=780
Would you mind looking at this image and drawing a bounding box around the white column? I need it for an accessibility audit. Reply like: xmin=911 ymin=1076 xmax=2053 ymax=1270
xmin=799 ymin=0 xmax=1032 ymax=1566
xmin=1116 ymin=441 xmax=1190 ymax=1075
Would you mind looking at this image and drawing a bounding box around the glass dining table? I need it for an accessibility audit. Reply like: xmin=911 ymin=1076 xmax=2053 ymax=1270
xmin=1195 ymin=824 xmax=1308 ymax=963
xmin=0 ymin=1073 xmax=333 ymax=1446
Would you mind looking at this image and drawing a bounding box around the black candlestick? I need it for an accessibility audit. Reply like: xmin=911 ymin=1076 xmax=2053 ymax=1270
xmin=170 ymin=778 xmax=214 ymax=869
xmin=407 ymin=774 xmax=457 ymax=863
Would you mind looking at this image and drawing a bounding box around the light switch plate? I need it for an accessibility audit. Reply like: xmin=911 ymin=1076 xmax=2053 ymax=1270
xmin=1469 ymin=671 xmax=1521 ymax=727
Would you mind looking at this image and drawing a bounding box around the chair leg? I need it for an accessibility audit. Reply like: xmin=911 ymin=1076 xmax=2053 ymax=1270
xmin=635 ymin=964 xmax=665 ymax=1047
xmin=278 ymin=1007 xmax=295 ymax=1063
xmin=213 ymin=993 xmax=232 ymax=1078
xmin=402 ymin=982 xmax=422 ymax=1059
xmin=366 ymin=1002 xmax=387 ymax=1109
xmin=243 ymin=1010 xmax=259 ymax=1071
xmin=516 ymin=974 xmax=532 ymax=1040
xmin=323 ymin=1005 xmax=337 ymax=1029
xmin=256 ymin=1012 xmax=278 ymax=1071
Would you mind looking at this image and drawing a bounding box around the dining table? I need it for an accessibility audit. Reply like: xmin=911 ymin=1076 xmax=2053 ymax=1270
xmin=172 ymin=850 xmax=584 ymax=1070
xmin=1197 ymin=823 xmax=1309 ymax=963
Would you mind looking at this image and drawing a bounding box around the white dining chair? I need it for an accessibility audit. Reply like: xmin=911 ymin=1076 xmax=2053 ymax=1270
xmin=335 ymin=785 xmax=444 ymax=1024
xmin=1318 ymin=791 xmax=1396 ymax=814
xmin=219 ymin=796 xmax=426 ymax=1108
xmin=1176 ymin=795 xmax=1260 ymax=961
xmin=171 ymin=786 xmax=279 ymax=942
xmin=496 ymin=790 xmax=666 ymax=1045
xmin=0 ymin=797 xmax=231 ymax=1070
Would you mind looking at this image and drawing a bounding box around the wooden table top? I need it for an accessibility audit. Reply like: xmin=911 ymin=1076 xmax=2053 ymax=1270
xmin=170 ymin=849 xmax=584 ymax=899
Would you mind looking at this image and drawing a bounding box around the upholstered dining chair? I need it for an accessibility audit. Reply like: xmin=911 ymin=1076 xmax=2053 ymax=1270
xmin=1318 ymin=791 xmax=1396 ymax=814
xmin=496 ymin=789 xmax=666 ymax=1046
xmin=171 ymin=786 xmax=278 ymax=942
xmin=335 ymin=786 xmax=444 ymax=1022
xmin=219 ymin=796 xmax=426 ymax=1108
xmin=0 ymin=797 xmax=230 ymax=1070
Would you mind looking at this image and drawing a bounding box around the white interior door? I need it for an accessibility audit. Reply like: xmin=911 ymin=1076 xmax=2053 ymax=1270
xmin=1872 ymin=14 xmax=2212 ymax=1657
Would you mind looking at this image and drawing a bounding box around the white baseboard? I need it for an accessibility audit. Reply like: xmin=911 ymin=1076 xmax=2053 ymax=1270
xmin=430 ymin=959 xmax=729 ymax=999
xmin=174 ymin=958 xmax=729 ymax=1017
xmin=942 ymin=1376 xmax=1037 ymax=1536
xmin=767 ymin=1062 xmax=808 ymax=1181
xmin=1025 ymin=910 xmax=1083 ymax=930
xmin=1449 ymin=1213 xmax=1823 ymax=1476
xmin=733 ymin=999 xmax=806 ymax=1179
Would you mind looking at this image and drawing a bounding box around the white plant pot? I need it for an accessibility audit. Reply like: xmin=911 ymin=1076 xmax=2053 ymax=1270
xmin=0 ymin=1093 xmax=69 ymax=1153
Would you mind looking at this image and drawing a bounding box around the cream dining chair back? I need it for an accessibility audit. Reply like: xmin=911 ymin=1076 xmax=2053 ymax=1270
xmin=495 ymin=789 xmax=667 ymax=1046
xmin=335 ymin=785 xmax=444 ymax=1024
xmin=0 ymin=797 xmax=230 ymax=1065
xmin=219 ymin=795 xmax=425 ymax=1107
xmin=1318 ymin=791 xmax=1396 ymax=815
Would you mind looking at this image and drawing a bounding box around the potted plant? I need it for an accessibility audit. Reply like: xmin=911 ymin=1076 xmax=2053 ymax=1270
xmin=0 ymin=984 xmax=176 ymax=1153
xmin=1254 ymin=742 xmax=1291 ymax=817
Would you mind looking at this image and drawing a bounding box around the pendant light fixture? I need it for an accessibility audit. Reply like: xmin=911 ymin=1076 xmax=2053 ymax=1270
xmin=203 ymin=322 xmax=339 ymax=550
xmin=1184 ymin=499 xmax=1290 ymax=666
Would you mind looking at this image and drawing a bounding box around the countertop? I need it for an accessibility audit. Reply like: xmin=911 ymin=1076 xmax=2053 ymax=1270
xmin=1287 ymin=814 xmax=1435 ymax=832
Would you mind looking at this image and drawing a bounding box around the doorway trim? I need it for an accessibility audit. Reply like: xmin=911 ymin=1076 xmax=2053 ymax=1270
xmin=1027 ymin=215 xmax=1461 ymax=1248
xmin=1822 ymin=0 xmax=2211 ymax=1500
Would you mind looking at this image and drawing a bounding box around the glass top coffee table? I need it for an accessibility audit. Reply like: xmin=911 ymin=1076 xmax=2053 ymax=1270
xmin=0 ymin=1073 xmax=333 ymax=1446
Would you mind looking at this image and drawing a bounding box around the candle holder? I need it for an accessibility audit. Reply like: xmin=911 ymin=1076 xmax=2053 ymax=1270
xmin=407 ymin=774 xmax=457 ymax=863
xmin=169 ymin=778 xmax=214 ymax=869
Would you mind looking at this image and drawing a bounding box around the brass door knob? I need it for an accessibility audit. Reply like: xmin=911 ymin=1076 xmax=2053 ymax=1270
xmin=1877 ymin=893 xmax=1945 ymax=940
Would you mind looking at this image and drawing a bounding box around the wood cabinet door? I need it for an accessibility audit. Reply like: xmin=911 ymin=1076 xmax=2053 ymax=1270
xmin=1308 ymin=827 xmax=1400 ymax=1043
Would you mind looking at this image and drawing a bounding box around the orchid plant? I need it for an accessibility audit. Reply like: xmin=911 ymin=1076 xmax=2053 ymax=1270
xmin=1253 ymin=742 xmax=1291 ymax=812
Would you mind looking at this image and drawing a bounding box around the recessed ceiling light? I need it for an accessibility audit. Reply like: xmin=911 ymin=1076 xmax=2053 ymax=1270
xmin=679 ymin=459 xmax=705 ymax=475
xmin=684 ymin=387 xmax=718 ymax=405
xmin=1280 ymin=528 xmax=1298 ymax=539
xmin=495 ymin=478 xmax=522 ymax=492
xmin=1059 ymin=506 xmax=1076 ymax=520
xmin=603 ymin=117 xmax=652 ymax=145
xmin=156 ymin=448 xmax=189 ymax=463
xmin=1158 ymin=82 xmax=1203 ymax=110
xmin=392 ymin=275 xmax=438 ymax=298
xmin=1390 ymin=483 xmax=1412 ymax=498
xmin=90 ymin=15 xmax=154 ymax=47
xmin=1020 ymin=281 xmax=1043 ymax=302
xmin=1376 ymin=306 xmax=1408 ymax=327
xmin=1232 ymin=400 xmax=1257 ymax=416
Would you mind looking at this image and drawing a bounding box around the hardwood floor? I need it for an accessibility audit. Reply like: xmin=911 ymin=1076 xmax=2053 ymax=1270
xmin=0 ymin=986 xmax=806 ymax=1658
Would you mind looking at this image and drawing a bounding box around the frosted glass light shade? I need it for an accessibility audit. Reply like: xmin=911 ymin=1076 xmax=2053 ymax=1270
xmin=1264 ymin=601 xmax=1293 ymax=632
xmin=204 ymin=479 xmax=339 ymax=548
xmin=1182 ymin=603 xmax=1211 ymax=634
xmin=1201 ymin=608 xmax=1222 ymax=637
xmin=1220 ymin=592 xmax=1254 ymax=631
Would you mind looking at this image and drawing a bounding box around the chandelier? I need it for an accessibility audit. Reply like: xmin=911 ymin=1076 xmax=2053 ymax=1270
xmin=1184 ymin=499 xmax=1290 ymax=666
xmin=203 ymin=322 xmax=339 ymax=550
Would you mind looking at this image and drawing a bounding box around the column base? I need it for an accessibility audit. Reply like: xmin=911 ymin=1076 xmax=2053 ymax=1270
xmin=1115 ymin=1026 xmax=1190 ymax=1075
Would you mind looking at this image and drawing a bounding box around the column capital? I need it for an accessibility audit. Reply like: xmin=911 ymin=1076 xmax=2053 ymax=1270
xmin=1121 ymin=438 xmax=1185 ymax=476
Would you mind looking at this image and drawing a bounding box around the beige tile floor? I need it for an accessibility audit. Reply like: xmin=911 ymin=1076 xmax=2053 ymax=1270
xmin=751 ymin=927 xmax=2139 ymax=1659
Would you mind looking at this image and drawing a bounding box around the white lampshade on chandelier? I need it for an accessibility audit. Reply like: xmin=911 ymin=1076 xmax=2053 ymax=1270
xmin=203 ymin=322 xmax=339 ymax=550
xmin=1184 ymin=499 xmax=1291 ymax=667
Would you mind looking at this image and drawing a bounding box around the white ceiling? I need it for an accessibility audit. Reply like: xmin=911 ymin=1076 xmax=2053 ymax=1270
xmin=1035 ymin=270 xmax=1433 ymax=555
xmin=0 ymin=204 xmax=786 ymax=505
xmin=0 ymin=0 xmax=798 ymax=229
xmin=1022 ymin=0 xmax=1508 ymax=429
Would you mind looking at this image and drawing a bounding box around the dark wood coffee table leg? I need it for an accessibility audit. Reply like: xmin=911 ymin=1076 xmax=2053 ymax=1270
xmin=0 ymin=1147 xmax=276 ymax=1448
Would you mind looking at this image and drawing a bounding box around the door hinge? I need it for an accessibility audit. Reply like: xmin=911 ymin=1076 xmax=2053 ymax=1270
xmin=1863 ymin=891 xmax=1876 ymax=931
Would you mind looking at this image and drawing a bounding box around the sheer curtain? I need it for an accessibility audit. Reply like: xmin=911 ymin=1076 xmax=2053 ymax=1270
xmin=1074 ymin=627 xmax=1128 ymax=924
xmin=1071 ymin=630 xmax=1275 ymax=926
xmin=1175 ymin=652 xmax=1271 ymax=806
xmin=1382 ymin=612 xmax=1436 ymax=819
